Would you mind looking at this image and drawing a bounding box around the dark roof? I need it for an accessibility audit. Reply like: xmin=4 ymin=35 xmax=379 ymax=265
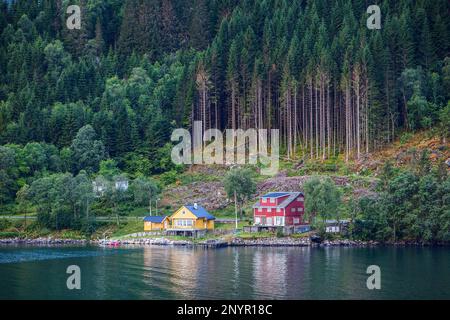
xmin=185 ymin=205 xmax=215 ymax=220
xmin=143 ymin=216 xmax=167 ymax=223
xmin=262 ymin=192 xmax=290 ymax=198
xmin=253 ymin=192 xmax=304 ymax=209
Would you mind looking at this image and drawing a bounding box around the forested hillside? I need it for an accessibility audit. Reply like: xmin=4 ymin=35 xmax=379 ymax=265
xmin=0 ymin=1 xmax=449 ymax=224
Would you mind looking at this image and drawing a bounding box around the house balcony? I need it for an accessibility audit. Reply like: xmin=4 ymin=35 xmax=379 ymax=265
xmin=166 ymin=227 xmax=200 ymax=232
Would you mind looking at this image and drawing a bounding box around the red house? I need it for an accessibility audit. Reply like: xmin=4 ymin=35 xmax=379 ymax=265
xmin=252 ymin=192 xmax=305 ymax=227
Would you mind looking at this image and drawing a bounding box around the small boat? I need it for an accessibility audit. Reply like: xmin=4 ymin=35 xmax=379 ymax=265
xmin=310 ymin=234 xmax=322 ymax=243
xmin=107 ymin=241 xmax=120 ymax=247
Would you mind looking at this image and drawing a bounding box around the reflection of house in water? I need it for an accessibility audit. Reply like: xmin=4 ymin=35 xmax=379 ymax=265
xmin=142 ymin=247 xmax=239 ymax=299
xmin=253 ymin=249 xmax=288 ymax=298
xmin=166 ymin=248 xmax=201 ymax=298
xmin=252 ymin=248 xmax=311 ymax=299
xmin=141 ymin=247 xmax=174 ymax=299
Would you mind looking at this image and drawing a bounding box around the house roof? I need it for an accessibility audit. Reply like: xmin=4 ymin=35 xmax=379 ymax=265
xmin=325 ymin=219 xmax=350 ymax=224
xmin=143 ymin=216 xmax=167 ymax=223
xmin=185 ymin=205 xmax=216 ymax=220
xmin=262 ymin=192 xmax=291 ymax=198
xmin=253 ymin=192 xmax=303 ymax=209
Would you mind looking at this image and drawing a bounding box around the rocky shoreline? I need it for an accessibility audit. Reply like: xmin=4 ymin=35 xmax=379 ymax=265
xmin=0 ymin=237 xmax=442 ymax=247
xmin=0 ymin=237 xmax=379 ymax=247
xmin=0 ymin=237 xmax=90 ymax=245
xmin=229 ymin=237 xmax=380 ymax=247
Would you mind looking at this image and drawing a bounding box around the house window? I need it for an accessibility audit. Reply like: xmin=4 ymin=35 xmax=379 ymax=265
xmin=267 ymin=208 xmax=272 ymax=213
xmin=115 ymin=179 xmax=129 ymax=191
xmin=262 ymin=198 xmax=266 ymax=203
xmin=298 ymin=207 xmax=303 ymax=212
xmin=175 ymin=219 xmax=193 ymax=227
xmin=255 ymin=217 xmax=261 ymax=224
xmin=266 ymin=217 xmax=273 ymax=225
xmin=293 ymin=218 xmax=300 ymax=224
xmin=291 ymin=208 xmax=296 ymax=212
xmin=275 ymin=216 xmax=284 ymax=226
xmin=298 ymin=197 xmax=304 ymax=202
xmin=276 ymin=208 xmax=281 ymax=213
xmin=270 ymin=198 xmax=275 ymax=203
xmin=258 ymin=208 xmax=263 ymax=213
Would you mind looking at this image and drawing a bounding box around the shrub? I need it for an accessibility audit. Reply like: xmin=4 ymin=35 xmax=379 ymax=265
xmin=80 ymin=218 xmax=98 ymax=235
xmin=0 ymin=218 xmax=12 ymax=231
xmin=160 ymin=170 xmax=178 ymax=185
xmin=37 ymin=212 xmax=52 ymax=228
xmin=0 ymin=231 xmax=20 ymax=238
xmin=400 ymin=132 xmax=413 ymax=145
xmin=276 ymin=227 xmax=284 ymax=238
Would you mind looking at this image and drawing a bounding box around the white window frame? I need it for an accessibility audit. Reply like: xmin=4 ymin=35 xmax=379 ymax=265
xmin=275 ymin=216 xmax=284 ymax=226
xmin=276 ymin=208 xmax=281 ymax=213
xmin=255 ymin=217 xmax=261 ymax=224
xmin=293 ymin=218 xmax=300 ymax=224
xmin=176 ymin=219 xmax=193 ymax=227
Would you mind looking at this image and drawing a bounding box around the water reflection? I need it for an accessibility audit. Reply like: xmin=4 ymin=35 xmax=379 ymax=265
xmin=253 ymin=248 xmax=288 ymax=298
xmin=0 ymin=246 xmax=448 ymax=299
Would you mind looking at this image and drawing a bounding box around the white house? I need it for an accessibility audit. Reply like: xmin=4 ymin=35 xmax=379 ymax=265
xmin=92 ymin=180 xmax=107 ymax=197
xmin=93 ymin=176 xmax=129 ymax=196
xmin=115 ymin=177 xmax=129 ymax=191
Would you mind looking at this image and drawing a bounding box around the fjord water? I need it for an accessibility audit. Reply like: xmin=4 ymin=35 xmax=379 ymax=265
xmin=0 ymin=245 xmax=448 ymax=299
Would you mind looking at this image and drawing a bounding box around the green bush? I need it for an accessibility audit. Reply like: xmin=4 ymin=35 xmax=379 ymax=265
xmin=276 ymin=227 xmax=284 ymax=238
xmin=358 ymin=166 xmax=372 ymax=176
xmin=0 ymin=231 xmax=20 ymax=238
xmin=13 ymin=219 xmax=26 ymax=229
xmin=400 ymin=132 xmax=413 ymax=145
xmin=80 ymin=218 xmax=98 ymax=235
xmin=0 ymin=218 xmax=12 ymax=231
xmin=160 ymin=170 xmax=178 ymax=185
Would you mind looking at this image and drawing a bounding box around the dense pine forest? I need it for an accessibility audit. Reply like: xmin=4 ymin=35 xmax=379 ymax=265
xmin=0 ymin=0 xmax=449 ymax=241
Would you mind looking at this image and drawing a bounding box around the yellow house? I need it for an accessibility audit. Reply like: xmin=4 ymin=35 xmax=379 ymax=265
xmin=143 ymin=216 xmax=169 ymax=231
xmin=168 ymin=204 xmax=215 ymax=231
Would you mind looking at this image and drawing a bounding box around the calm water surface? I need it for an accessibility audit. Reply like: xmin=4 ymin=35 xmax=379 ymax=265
xmin=0 ymin=245 xmax=448 ymax=299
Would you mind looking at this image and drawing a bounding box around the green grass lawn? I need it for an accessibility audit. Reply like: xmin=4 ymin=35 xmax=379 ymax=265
xmin=236 ymin=231 xmax=275 ymax=239
xmin=215 ymin=221 xmax=248 ymax=230
xmin=289 ymin=232 xmax=311 ymax=238
xmin=127 ymin=207 xmax=149 ymax=216
xmin=106 ymin=220 xmax=144 ymax=238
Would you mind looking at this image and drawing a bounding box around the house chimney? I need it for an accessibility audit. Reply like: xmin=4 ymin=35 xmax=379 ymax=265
xmin=194 ymin=203 xmax=198 ymax=209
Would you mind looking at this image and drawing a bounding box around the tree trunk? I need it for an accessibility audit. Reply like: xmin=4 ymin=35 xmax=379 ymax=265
xmin=234 ymin=191 xmax=238 ymax=230
xmin=86 ymin=198 xmax=89 ymax=219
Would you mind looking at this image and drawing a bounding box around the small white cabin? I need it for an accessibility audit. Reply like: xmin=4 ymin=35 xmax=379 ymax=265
xmin=115 ymin=178 xmax=129 ymax=191
xmin=92 ymin=180 xmax=107 ymax=197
